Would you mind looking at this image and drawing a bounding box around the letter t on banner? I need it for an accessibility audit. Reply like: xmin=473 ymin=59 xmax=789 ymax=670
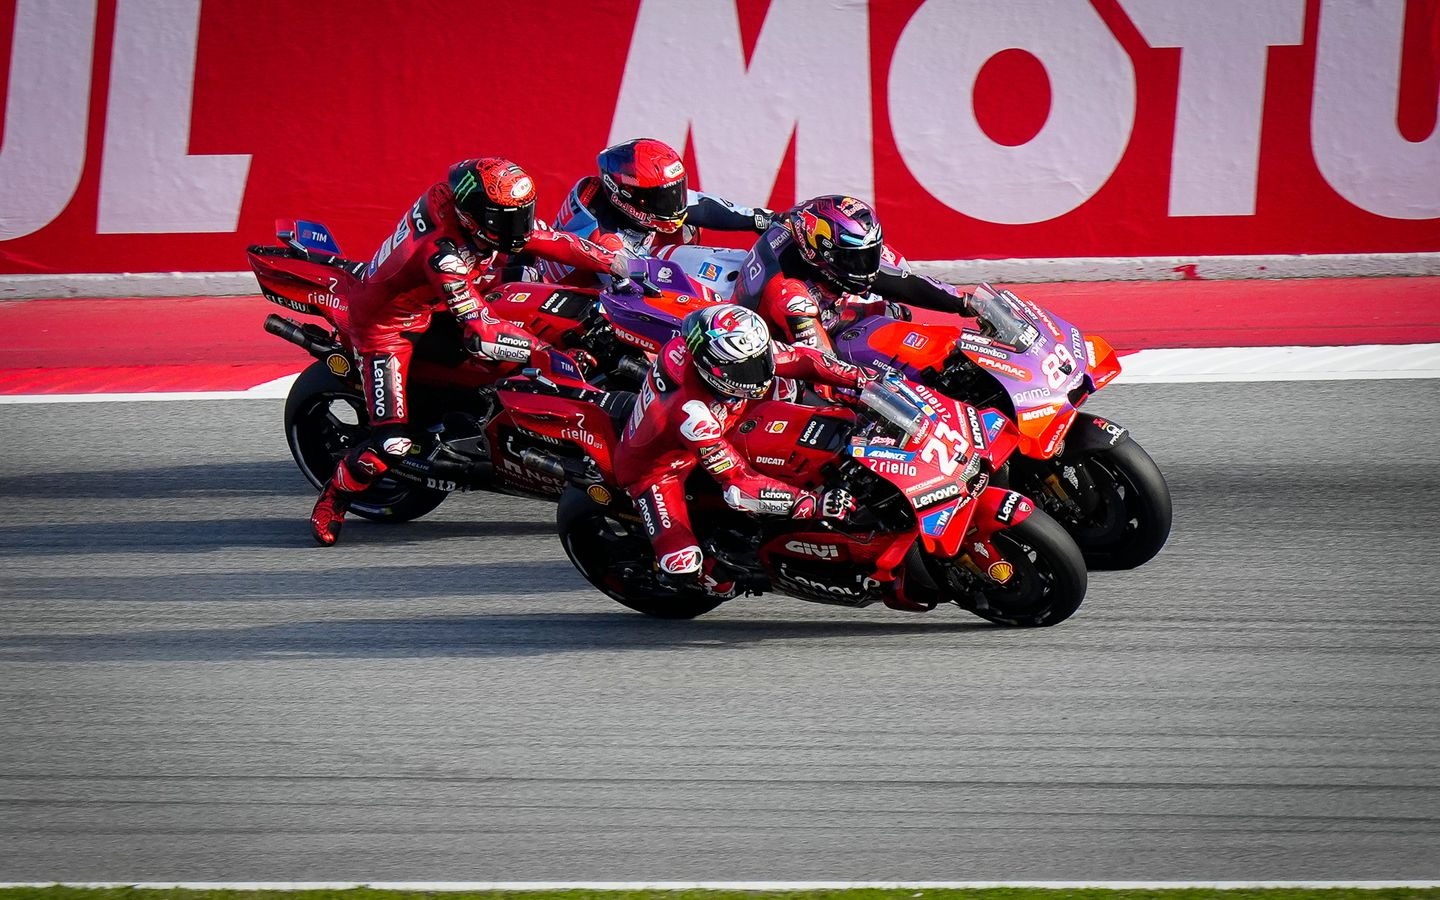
xmin=1121 ymin=0 xmax=1304 ymax=217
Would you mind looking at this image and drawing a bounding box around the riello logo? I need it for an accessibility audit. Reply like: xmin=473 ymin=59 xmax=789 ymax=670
xmin=0 ymin=0 xmax=251 ymax=240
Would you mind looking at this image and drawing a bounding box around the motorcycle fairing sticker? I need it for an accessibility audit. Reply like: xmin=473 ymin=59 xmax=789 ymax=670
xmin=981 ymin=410 xmax=1007 ymax=441
xmin=848 ymin=443 xmax=916 ymax=462
xmin=921 ymin=502 xmax=960 ymax=537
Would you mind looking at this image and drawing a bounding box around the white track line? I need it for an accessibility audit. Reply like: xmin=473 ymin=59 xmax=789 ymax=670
xmin=0 ymin=373 xmax=297 ymax=404
xmin=3 ymin=881 xmax=1440 ymax=890
xmin=0 ymin=344 xmax=1436 ymax=405
xmin=1114 ymin=342 xmax=1440 ymax=383
xmin=4 ymin=252 xmax=1438 ymax=299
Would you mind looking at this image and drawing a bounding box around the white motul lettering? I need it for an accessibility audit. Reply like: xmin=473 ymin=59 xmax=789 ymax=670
xmin=610 ymin=0 xmax=872 ymax=206
xmin=1121 ymin=0 xmax=1304 ymax=217
xmin=888 ymin=0 xmax=1135 ymax=224
xmin=1311 ymin=0 xmax=1440 ymax=220
xmin=97 ymin=0 xmax=251 ymax=233
xmin=0 ymin=0 xmax=98 ymax=241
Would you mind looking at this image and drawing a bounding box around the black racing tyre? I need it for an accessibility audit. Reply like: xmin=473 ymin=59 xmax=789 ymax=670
xmin=968 ymin=509 xmax=1087 ymax=627
xmin=282 ymin=361 xmax=448 ymax=523
xmin=1067 ymin=438 xmax=1172 ymax=570
xmin=556 ymin=488 xmax=726 ymax=620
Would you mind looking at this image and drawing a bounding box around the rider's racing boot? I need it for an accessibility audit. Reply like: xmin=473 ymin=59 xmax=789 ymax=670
xmin=310 ymin=482 xmax=351 ymax=547
xmin=699 ymin=557 xmax=738 ymax=599
xmin=310 ymin=448 xmax=387 ymax=547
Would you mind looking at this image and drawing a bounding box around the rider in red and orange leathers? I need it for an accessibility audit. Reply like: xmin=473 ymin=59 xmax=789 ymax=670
xmin=542 ymin=137 xmax=772 ymax=285
xmin=614 ymin=304 xmax=868 ymax=596
xmin=733 ymin=195 xmax=975 ymax=353
xmin=310 ymin=157 xmax=631 ymax=546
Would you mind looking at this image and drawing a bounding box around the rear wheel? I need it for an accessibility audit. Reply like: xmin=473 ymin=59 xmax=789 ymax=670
xmin=935 ymin=510 xmax=1087 ymax=627
xmin=556 ymin=488 xmax=726 ymax=620
xmin=283 ymin=361 xmax=447 ymax=523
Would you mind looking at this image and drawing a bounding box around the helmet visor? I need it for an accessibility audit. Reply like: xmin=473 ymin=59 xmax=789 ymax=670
xmin=627 ymin=179 xmax=688 ymax=225
xmin=829 ymin=241 xmax=882 ymax=291
xmin=479 ymin=201 xmax=535 ymax=253
xmin=702 ymin=351 xmax=775 ymax=399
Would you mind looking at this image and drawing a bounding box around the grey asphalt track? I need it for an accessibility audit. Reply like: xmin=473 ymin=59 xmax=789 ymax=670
xmin=2 ymin=379 xmax=1439 ymax=881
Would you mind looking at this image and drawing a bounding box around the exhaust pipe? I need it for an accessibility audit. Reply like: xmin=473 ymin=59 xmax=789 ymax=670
xmin=518 ymin=448 xmax=569 ymax=480
xmin=264 ymin=314 xmax=342 ymax=358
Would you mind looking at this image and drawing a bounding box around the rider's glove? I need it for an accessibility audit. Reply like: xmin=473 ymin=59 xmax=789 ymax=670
xmin=753 ymin=207 xmax=776 ymax=233
xmin=790 ymin=488 xmax=854 ymax=522
xmin=821 ymin=488 xmax=856 ymax=521
xmin=885 ymin=300 xmax=914 ymax=322
xmin=608 ymin=253 xmax=633 ymax=280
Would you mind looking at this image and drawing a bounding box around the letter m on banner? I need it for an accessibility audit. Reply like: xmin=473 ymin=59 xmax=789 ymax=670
xmin=609 ymin=0 xmax=874 ymax=208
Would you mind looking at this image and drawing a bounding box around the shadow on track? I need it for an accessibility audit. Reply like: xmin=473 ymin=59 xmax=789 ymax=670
xmin=0 ymin=517 xmax=556 ymax=556
xmin=0 ymin=460 xmax=304 ymax=500
xmin=0 ymin=612 xmax=991 ymax=663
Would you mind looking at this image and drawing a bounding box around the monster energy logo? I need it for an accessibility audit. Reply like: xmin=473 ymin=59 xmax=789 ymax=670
xmin=454 ymin=170 xmax=479 ymax=202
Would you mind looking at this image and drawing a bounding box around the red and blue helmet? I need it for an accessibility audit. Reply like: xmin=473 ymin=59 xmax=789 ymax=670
xmin=681 ymin=304 xmax=775 ymax=399
xmin=448 ymin=157 xmax=537 ymax=254
xmin=786 ymin=195 xmax=884 ymax=294
xmin=598 ymin=138 xmax=688 ymax=233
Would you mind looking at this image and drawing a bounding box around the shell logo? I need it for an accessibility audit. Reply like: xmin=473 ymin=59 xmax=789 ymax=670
xmin=587 ymin=484 xmax=612 ymax=505
xmin=325 ymin=353 xmax=351 ymax=376
xmin=987 ymin=560 xmax=1015 ymax=584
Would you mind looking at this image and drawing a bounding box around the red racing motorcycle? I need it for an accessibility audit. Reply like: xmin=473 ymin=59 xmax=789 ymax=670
xmin=245 ymin=219 xmax=642 ymax=522
xmin=550 ymin=372 xmax=1088 ymax=625
xmin=661 ymin=244 xmax=1171 ymax=570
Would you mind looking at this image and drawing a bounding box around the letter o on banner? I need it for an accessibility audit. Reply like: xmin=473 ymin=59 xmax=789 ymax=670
xmin=889 ymin=0 xmax=1137 ymax=224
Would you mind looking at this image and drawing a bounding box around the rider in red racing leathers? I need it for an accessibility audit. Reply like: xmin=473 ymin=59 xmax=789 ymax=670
xmin=310 ymin=157 xmax=633 ymax=547
xmin=614 ymin=304 xmax=869 ymax=597
xmin=541 ymin=137 xmax=773 ymax=286
xmin=732 ymin=195 xmax=976 ymax=354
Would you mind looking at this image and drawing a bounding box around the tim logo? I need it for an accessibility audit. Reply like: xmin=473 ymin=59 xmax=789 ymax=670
xmin=903 ymin=332 xmax=929 ymax=350
xmin=697 ymin=261 xmax=722 ymax=281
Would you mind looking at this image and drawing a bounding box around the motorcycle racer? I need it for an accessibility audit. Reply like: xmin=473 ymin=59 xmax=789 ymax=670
xmin=311 ymin=157 xmax=632 ymax=547
xmin=542 ymin=137 xmax=773 ymax=284
xmin=733 ymin=195 xmax=976 ymax=353
xmin=614 ymin=304 xmax=869 ymax=597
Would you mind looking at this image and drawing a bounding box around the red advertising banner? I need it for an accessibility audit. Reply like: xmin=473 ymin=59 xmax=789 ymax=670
xmin=1 ymin=0 xmax=1437 ymax=276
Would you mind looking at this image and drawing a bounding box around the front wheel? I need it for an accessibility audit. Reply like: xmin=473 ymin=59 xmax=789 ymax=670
xmin=283 ymin=361 xmax=448 ymax=523
xmin=1063 ymin=438 xmax=1172 ymax=570
xmin=936 ymin=510 xmax=1088 ymax=627
xmin=556 ymin=488 xmax=726 ymax=620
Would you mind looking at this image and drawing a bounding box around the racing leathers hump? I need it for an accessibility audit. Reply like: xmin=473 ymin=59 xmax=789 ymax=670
xmin=614 ymin=336 xmax=868 ymax=519
xmin=544 ymin=175 xmax=769 ymax=284
xmin=734 ymin=222 xmax=975 ymax=354
xmin=347 ymin=180 xmax=618 ymax=356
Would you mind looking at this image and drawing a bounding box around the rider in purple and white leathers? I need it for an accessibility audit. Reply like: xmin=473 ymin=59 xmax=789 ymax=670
xmin=543 ymin=137 xmax=773 ymax=285
xmin=733 ymin=195 xmax=976 ymax=355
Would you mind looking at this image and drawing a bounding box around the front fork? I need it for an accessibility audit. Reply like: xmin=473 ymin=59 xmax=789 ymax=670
xmin=952 ymin=486 xmax=1037 ymax=587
